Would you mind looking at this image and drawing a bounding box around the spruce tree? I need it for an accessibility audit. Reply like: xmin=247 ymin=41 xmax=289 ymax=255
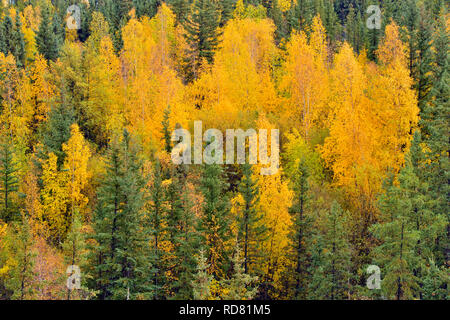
xmin=222 ymin=244 xmax=258 ymax=299
xmin=89 ymin=141 xmax=123 ymax=299
xmin=414 ymin=6 xmax=434 ymax=112
xmin=417 ymin=12 xmax=449 ymax=266
xmin=166 ymin=163 xmax=200 ymax=299
xmin=148 ymin=159 xmax=166 ymax=299
xmin=237 ymin=163 xmax=266 ymax=275
xmin=308 ymin=201 xmax=352 ymax=300
xmin=422 ymin=259 xmax=449 ymax=300
xmin=90 ymin=130 xmax=152 ymax=300
xmin=161 ymin=106 xmax=172 ymax=153
xmin=191 ymin=249 xmax=212 ymax=300
xmin=5 ymin=214 xmax=35 ymax=300
xmin=199 ymin=164 xmax=231 ymax=279
xmin=371 ymin=157 xmax=430 ymax=300
xmin=36 ymin=6 xmax=60 ymax=61
xmin=0 ymin=15 xmax=13 ymax=55
xmin=0 ymin=134 xmax=19 ymax=222
xmin=133 ymin=0 xmax=160 ymax=19
xmin=169 ymin=0 xmax=190 ymax=25
xmin=11 ymin=15 xmax=25 ymax=67
xmin=38 ymin=104 xmax=76 ymax=169
xmin=183 ymin=0 xmax=222 ymax=81
xmin=62 ymin=210 xmax=92 ymax=300
xmin=288 ymin=160 xmax=312 ymax=299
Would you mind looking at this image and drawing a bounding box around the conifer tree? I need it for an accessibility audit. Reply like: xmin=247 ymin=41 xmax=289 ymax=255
xmin=222 ymin=244 xmax=258 ymax=300
xmin=199 ymin=164 xmax=231 ymax=279
xmin=422 ymin=259 xmax=449 ymax=300
xmin=371 ymin=157 xmax=430 ymax=300
xmin=5 ymin=214 xmax=35 ymax=300
xmin=166 ymin=163 xmax=200 ymax=299
xmin=39 ymin=104 xmax=76 ymax=168
xmin=237 ymin=163 xmax=265 ymax=275
xmin=36 ymin=6 xmax=60 ymax=61
xmin=288 ymin=160 xmax=313 ymax=299
xmin=0 ymin=134 xmax=19 ymax=222
xmin=416 ymin=12 xmax=449 ymax=265
xmin=169 ymin=0 xmax=190 ymax=25
xmin=183 ymin=0 xmax=222 ymax=81
xmin=0 ymin=15 xmax=13 ymax=56
xmin=148 ymin=159 xmax=166 ymax=299
xmin=62 ymin=211 xmax=90 ymax=300
xmin=161 ymin=106 xmax=172 ymax=153
xmin=191 ymin=249 xmax=212 ymax=300
xmin=11 ymin=16 xmax=25 ymax=68
xmin=133 ymin=0 xmax=160 ymax=18
xmin=308 ymin=201 xmax=352 ymax=300
xmin=91 ymin=130 xmax=151 ymax=300
xmin=414 ymin=6 xmax=434 ymax=111
xmin=89 ymin=141 xmax=123 ymax=299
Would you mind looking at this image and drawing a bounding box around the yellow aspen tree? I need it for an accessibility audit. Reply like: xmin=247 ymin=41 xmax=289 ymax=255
xmin=22 ymin=161 xmax=45 ymax=238
xmin=20 ymin=5 xmax=41 ymax=31
xmin=370 ymin=22 xmax=419 ymax=171
xmin=0 ymin=54 xmax=33 ymax=171
xmin=320 ymin=42 xmax=375 ymax=192
xmin=22 ymin=27 xmax=37 ymax=66
xmin=280 ymin=17 xmax=329 ymax=138
xmin=121 ymin=4 xmax=187 ymax=152
xmin=28 ymin=54 xmax=54 ymax=129
xmin=41 ymin=153 xmax=69 ymax=244
xmin=62 ymin=124 xmax=91 ymax=220
xmin=85 ymin=34 xmax=125 ymax=145
xmin=319 ymin=41 xmax=384 ymax=236
xmin=277 ymin=0 xmax=293 ymax=12
xmin=188 ymin=17 xmax=279 ymax=130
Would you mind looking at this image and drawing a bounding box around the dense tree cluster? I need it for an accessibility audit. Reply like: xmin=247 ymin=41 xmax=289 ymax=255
xmin=0 ymin=0 xmax=447 ymax=300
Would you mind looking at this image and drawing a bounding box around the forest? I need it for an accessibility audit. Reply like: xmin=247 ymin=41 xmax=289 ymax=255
xmin=0 ymin=0 xmax=448 ymax=300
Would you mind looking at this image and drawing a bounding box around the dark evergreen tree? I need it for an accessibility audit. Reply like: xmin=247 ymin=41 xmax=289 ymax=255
xmin=0 ymin=134 xmax=19 ymax=222
xmin=218 ymin=0 xmax=235 ymax=27
xmin=370 ymin=151 xmax=445 ymax=299
xmin=346 ymin=5 xmax=365 ymax=54
xmin=414 ymin=6 xmax=434 ymax=112
xmin=199 ymin=164 xmax=231 ymax=279
xmin=308 ymin=201 xmax=352 ymax=300
xmin=36 ymin=6 xmax=60 ymax=61
xmin=38 ymin=103 xmax=76 ymax=168
xmin=169 ymin=0 xmax=190 ymax=25
xmin=11 ymin=15 xmax=25 ymax=67
xmin=418 ymin=12 xmax=449 ymax=266
xmin=161 ymin=106 xmax=172 ymax=153
xmin=165 ymin=163 xmax=200 ymax=299
xmin=0 ymin=15 xmax=13 ymax=56
xmin=133 ymin=0 xmax=160 ymax=18
xmin=90 ymin=130 xmax=152 ymax=299
xmin=288 ymin=160 xmax=313 ymax=299
xmin=183 ymin=0 xmax=222 ymax=81
xmin=236 ymin=163 xmax=266 ymax=275
xmin=422 ymin=258 xmax=449 ymax=300
xmin=148 ymin=159 xmax=166 ymax=299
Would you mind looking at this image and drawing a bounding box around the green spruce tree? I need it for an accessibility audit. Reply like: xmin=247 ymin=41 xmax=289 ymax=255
xmin=288 ymin=160 xmax=312 ymax=299
xmin=308 ymin=201 xmax=352 ymax=300
xmin=0 ymin=134 xmax=19 ymax=222
xmin=183 ymin=0 xmax=222 ymax=81
xmin=199 ymin=164 xmax=231 ymax=279
xmin=237 ymin=163 xmax=266 ymax=275
xmin=36 ymin=6 xmax=60 ymax=61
